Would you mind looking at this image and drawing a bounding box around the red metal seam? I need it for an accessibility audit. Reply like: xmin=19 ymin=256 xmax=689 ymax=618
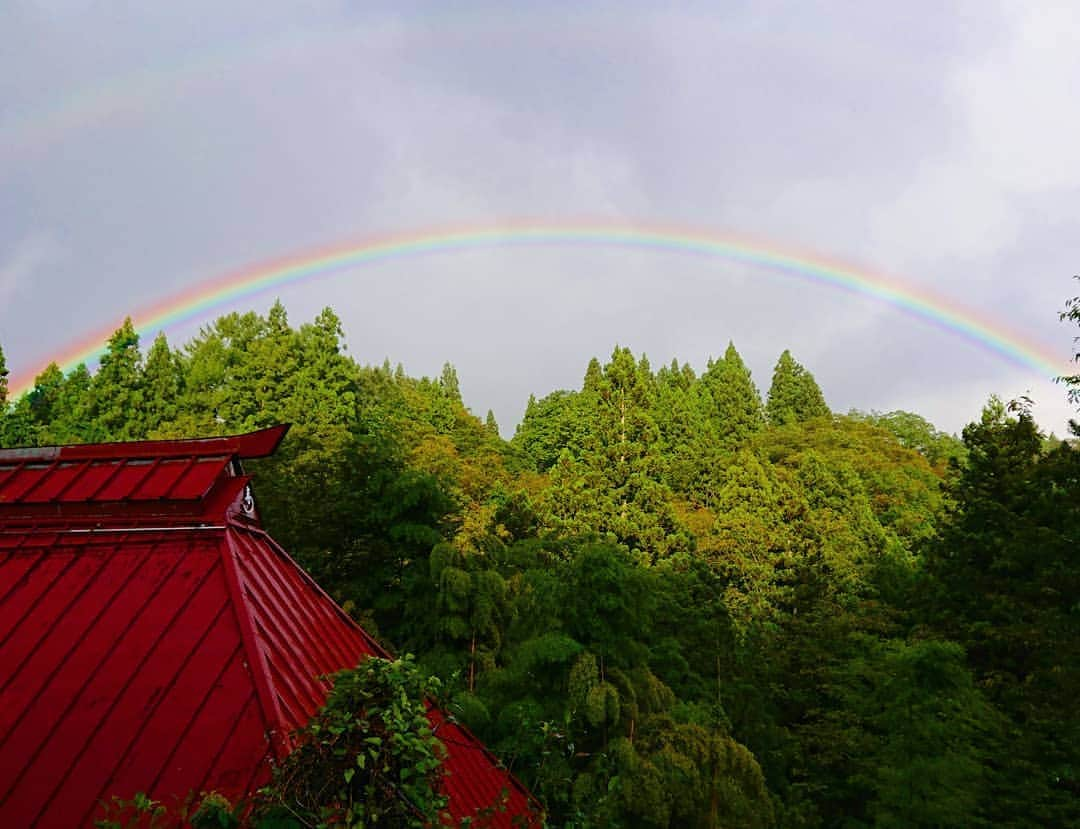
xmin=10 ymin=459 xmax=61 ymax=503
xmin=192 ymin=688 xmax=262 ymax=799
xmin=0 ymin=550 xmax=89 ymax=681
xmin=0 ymin=538 xmax=190 ymax=801
xmin=0 ymin=546 xmax=47 ymax=607
xmin=22 ymin=551 xmax=224 ymax=823
xmin=0 ymin=460 xmax=27 ymax=494
xmin=0 ymin=540 xmax=136 ymax=753
xmin=83 ymin=460 xmax=127 ymax=501
xmin=159 ymin=456 xmax=198 ymax=499
xmin=230 ymin=522 xmax=391 ymax=659
xmin=51 ymin=460 xmax=94 ymax=501
xmin=144 ymin=640 xmax=245 ymax=795
xmin=244 ymin=605 xmax=324 ymax=723
xmin=232 ymin=530 xmax=352 ymax=677
xmin=222 ymin=528 xmax=291 ymax=761
xmin=118 ymin=457 xmax=164 ymax=501
xmin=76 ymin=598 xmax=234 ymax=828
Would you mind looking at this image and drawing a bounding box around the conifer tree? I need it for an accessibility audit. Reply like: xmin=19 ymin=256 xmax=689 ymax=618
xmin=26 ymin=363 xmax=65 ymax=427
xmin=140 ymin=332 xmax=184 ymax=434
xmin=47 ymin=364 xmax=92 ymax=444
xmin=766 ymin=349 xmax=830 ymax=425
xmin=87 ymin=318 xmax=144 ymax=440
xmin=702 ymin=342 xmax=765 ymax=446
xmin=583 ymin=356 xmax=603 ymax=393
xmin=654 ymin=358 xmax=714 ymax=495
xmin=550 ymin=347 xmax=687 ymax=558
xmin=440 ymin=362 xmax=462 ymax=403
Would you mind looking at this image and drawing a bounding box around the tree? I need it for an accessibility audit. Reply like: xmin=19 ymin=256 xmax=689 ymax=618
xmin=923 ymin=397 xmax=1080 ymax=825
xmin=544 ymin=348 xmax=689 ymax=559
xmin=139 ymin=332 xmax=184 ymax=434
xmin=766 ymin=350 xmax=830 ymax=425
xmin=701 ymin=342 xmax=765 ymax=447
xmin=87 ymin=318 xmax=144 ymax=441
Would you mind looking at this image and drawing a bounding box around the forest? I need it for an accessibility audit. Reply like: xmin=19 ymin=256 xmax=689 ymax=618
xmin=1 ymin=291 xmax=1078 ymax=828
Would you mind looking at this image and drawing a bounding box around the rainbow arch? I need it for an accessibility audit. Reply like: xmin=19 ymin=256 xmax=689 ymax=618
xmin=6 ymin=222 xmax=1070 ymax=399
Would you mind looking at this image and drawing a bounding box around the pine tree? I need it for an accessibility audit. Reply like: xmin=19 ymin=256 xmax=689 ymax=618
xmin=583 ymin=356 xmax=603 ymax=393
xmin=440 ymin=362 xmax=462 ymax=403
xmin=922 ymin=397 xmax=1080 ymax=824
xmin=140 ymin=332 xmax=184 ymax=434
xmin=87 ymin=318 xmax=144 ymax=440
xmin=26 ymin=363 xmax=65 ymax=427
xmin=766 ymin=349 xmax=830 ymax=425
xmin=48 ymin=364 xmax=92 ymax=444
xmin=654 ymin=359 xmax=713 ymax=495
xmin=701 ymin=342 xmax=765 ymax=447
xmin=551 ymin=347 xmax=687 ymax=559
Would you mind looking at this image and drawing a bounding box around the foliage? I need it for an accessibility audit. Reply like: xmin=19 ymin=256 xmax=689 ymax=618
xmin=766 ymin=349 xmax=830 ymax=426
xmin=254 ymin=656 xmax=449 ymax=829
xmin=8 ymin=297 xmax=1080 ymax=828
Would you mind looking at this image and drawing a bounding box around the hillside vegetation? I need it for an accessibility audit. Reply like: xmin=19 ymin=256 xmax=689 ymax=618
xmin=2 ymin=296 xmax=1078 ymax=828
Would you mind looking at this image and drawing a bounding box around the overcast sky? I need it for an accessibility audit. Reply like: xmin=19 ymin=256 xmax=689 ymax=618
xmin=2 ymin=1 xmax=1078 ymax=436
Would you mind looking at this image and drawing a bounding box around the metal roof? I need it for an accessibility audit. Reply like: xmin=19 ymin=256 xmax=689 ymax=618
xmin=0 ymin=427 xmax=540 ymax=828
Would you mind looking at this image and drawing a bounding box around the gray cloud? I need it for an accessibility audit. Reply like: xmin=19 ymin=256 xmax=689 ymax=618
xmin=1 ymin=1 xmax=1077 ymax=435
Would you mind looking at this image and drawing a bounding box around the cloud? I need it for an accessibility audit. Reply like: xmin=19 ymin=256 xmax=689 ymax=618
xmin=0 ymin=234 xmax=61 ymax=307
xmin=0 ymin=3 xmax=1077 ymax=435
xmin=955 ymin=2 xmax=1080 ymax=194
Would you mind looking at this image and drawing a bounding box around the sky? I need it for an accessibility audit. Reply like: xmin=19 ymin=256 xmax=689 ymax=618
xmin=1 ymin=1 xmax=1078 ymax=436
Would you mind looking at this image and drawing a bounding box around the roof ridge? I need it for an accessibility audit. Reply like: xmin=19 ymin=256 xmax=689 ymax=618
xmin=0 ymin=425 xmax=290 ymax=463
xmin=220 ymin=529 xmax=290 ymax=760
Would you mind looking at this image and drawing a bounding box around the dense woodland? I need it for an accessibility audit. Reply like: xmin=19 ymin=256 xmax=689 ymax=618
xmin=2 ymin=292 xmax=1079 ymax=828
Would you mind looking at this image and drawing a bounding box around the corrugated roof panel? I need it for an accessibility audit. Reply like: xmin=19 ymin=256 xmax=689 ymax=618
xmin=47 ymin=559 xmax=233 ymax=828
xmin=429 ymin=711 xmax=539 ymax=828
xmin=235 ymin=530 xmax=353 ymax=677
xmin=229 ymin=527 xmax=376 ymax=733
xmin=0 ymin=543 xmax=128 ymax=755
xmin=20 ymin=461 xmax=88 ymax=502
xmin=169 ymin=457 xmax=228 ymax=500
xmin=0 ymin=463 xmax=53 ymax=502
xmin=100 ymin=629 xmax=245 ymax=818
xmin=58 ymin=461 xmax=122 ymax=502
xmin=129 ymin=458 xmax=195 ymax=500
xmin=94 ymin=460 xmax=159 ymax=502
xmin=151 ymin=667 xmax=264 ymax=802
xmin=197 ymin=692 xmax=273 ymax=799
xmin=0 ymin=463 xmax=24 ymax=491
xmin=0 ymin=545 xmax=182 ymax=791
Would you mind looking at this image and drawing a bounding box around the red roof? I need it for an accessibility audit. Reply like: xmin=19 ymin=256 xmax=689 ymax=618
xmin=0 ymin=427 xmax=540 ymax=828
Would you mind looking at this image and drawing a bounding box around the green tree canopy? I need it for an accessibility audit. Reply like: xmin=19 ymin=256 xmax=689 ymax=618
xmin=766 ymin=349 xmax=830 ymax=425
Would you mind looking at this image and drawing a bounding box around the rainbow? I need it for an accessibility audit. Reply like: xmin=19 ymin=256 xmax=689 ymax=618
xmin=6 ymin=222 xmax=1070 ymax=399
